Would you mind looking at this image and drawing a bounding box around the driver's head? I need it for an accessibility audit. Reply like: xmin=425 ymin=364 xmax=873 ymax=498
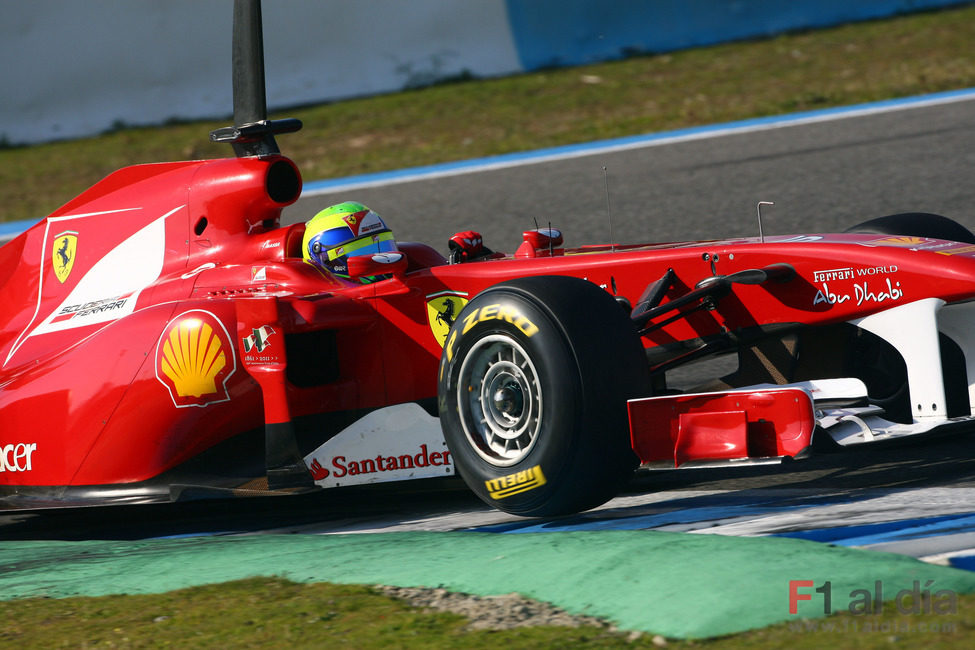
xmin=302 ymin=202 xmax=397 ymax=281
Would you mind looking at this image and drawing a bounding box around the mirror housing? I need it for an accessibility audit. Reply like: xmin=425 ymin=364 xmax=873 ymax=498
xmin=515 ymin=228 xmax=564 ymax=258
xmin=347 ymin=251 xmax=408 ymax=280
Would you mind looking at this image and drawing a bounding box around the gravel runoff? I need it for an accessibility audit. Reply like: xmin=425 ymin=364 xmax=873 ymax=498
xmin=376 ymin=585 xmax=667 ymax=644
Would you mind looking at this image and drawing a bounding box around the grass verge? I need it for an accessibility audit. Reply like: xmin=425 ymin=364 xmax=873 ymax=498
xmin=3 ymin=4 xmax=975 ymax=224
xmin=1 ymin=576 xmax=974 ymax=648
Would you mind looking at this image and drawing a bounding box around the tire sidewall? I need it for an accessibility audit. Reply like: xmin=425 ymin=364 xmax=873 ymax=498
xmin=439 ymin=288 xmax=583 ymax=514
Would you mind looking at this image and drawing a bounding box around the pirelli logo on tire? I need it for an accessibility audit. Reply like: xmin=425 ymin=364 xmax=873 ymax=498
xmin=460 ymin=303 xmax=539 ymax=338
xmin=485 ymin=465 xmax=547 ymax=500
xmin=445 ymin=301 xmax=540 ymax=363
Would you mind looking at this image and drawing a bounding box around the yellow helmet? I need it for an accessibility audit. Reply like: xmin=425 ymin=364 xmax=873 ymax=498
xmin=302 ymin=202 xmax=396 ymax=281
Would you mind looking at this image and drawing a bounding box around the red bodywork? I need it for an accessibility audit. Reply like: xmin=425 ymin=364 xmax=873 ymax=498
xmin=3 ymin=151 xmax=975 ymax=505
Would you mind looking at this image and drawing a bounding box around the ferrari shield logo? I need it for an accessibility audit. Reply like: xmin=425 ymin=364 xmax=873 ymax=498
xmin=52 ymin=231 xmax=78 ymax=283
xmin=426 ymin=291 xmax=469 ymax=346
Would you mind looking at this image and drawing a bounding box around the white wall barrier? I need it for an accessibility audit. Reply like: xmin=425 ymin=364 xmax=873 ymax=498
xmin=2 ymin=0 xmax=970 ymax=146
xmin=1 ymin=0 xmax=521 ymax=145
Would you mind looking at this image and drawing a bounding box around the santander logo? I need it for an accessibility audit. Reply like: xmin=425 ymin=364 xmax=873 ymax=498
xmin=309 ymin=443 xmax=451 ymax=480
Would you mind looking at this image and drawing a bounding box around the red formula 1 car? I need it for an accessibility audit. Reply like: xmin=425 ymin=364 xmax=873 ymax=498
xmin=4 ymin=2 xmax=975 ymax=516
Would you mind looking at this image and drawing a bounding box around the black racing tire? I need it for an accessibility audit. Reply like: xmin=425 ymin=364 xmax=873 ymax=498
xmin=844 ymin=212 xmax=975 ymax=244
xmin=437 ymin=275 xmax=651 ymax=517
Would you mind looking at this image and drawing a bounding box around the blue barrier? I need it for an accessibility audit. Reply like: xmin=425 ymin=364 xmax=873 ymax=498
xmin=504 ymin=0 xmax=973 ymax=69
xmin=0 ymin=219 xmax=38 ymax=242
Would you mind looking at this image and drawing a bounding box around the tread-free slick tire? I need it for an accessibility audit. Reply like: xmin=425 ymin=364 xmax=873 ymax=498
xmin=438 ymin=276 xmax=651 ymax=517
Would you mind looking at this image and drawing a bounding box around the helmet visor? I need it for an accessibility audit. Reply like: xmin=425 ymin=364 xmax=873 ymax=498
xmin=317 ymin=231 xmax=397 ymax=274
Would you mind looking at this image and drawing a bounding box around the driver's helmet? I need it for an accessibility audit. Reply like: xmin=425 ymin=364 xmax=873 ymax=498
xmin=302 ymin=202 xmax=397 ymax=282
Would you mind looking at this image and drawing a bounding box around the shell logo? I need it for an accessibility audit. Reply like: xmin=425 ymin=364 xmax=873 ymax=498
xmin=155 ymin=310 xmax=236 ymax=408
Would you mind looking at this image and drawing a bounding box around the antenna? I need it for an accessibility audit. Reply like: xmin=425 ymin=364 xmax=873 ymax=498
xmin=757 ymin=201 xmax=774 ymax=243
xmin=603 ymin=166 xmax=616 ymax=252
xmin=232 ymin=0 xmax=267 ymax=130
xmin=209 ymin=0 xmax=302 ymax=157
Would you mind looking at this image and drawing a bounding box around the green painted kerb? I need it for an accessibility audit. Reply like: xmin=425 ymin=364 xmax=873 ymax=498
xmin=2 ymin=530 xmax=974 ymax=639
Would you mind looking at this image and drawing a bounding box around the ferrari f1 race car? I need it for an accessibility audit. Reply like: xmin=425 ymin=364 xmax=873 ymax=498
xmin=4 ymin=1 xmax=975 ymax=517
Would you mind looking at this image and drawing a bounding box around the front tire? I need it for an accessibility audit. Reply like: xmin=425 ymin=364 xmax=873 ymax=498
xmin=438 ymin=276 xmax=650 ymax=516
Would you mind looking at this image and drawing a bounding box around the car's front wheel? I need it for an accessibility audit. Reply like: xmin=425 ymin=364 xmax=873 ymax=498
xmin=438 ymin=275 xmax=650 ymax=517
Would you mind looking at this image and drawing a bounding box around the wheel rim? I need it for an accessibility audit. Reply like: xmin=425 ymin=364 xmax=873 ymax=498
xmin=456 ymin=334 xmax=542 ymax=466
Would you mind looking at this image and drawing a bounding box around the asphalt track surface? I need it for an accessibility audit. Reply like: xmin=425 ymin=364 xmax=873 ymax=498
xmin=5 ymin=93 xmax=975 ymax=638
xmin=285 ymin=91 xmax=975 ymax=252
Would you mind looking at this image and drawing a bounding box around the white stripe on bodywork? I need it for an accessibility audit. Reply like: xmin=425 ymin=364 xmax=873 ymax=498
xmin=4 ymin=206 xmax=180 ymax=366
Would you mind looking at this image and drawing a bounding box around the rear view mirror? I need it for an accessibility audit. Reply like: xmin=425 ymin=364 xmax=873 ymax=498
xmin=347 ymin=251 xmax=408 ymax=279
